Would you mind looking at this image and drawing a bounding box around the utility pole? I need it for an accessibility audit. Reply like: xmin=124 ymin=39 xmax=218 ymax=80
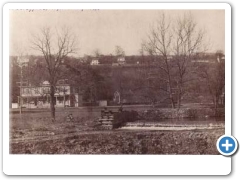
xmin=19 ymin=62 xmax=23 ymax=115
xmin=17 ymin=56 xmax=29 ymax=117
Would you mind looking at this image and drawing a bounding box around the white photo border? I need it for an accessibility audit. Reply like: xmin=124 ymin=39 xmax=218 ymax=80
xmin=3 ymin=2 xmax=231 ymax=175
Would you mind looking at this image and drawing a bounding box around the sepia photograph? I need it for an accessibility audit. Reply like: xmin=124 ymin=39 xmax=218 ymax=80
xmin=9 ymin=8 xmax=225 ymax=155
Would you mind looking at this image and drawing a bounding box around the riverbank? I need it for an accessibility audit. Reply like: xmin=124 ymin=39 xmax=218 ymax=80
xmin=9 ymin=106 xmax=224 ymax=154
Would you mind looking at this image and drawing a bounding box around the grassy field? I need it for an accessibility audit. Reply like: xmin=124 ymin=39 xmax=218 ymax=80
xmin=10 ymin=107 xmax=224 ymax=154
xmin=10 ymin=109 xmax=99 ymax=139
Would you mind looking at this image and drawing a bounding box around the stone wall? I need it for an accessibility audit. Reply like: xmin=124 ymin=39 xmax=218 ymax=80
xmin=138 ymin=108 xmax=225 ymax=121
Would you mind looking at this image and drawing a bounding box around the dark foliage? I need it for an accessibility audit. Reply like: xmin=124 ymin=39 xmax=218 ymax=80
xmin=113 ymin=110 xmax=139 ymax=128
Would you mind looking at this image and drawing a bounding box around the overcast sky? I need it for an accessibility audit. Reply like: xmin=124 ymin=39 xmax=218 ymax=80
xmin=9 ymin=9 xmax=225 ymax=57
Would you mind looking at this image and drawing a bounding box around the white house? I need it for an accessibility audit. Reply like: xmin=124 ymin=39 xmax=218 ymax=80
xmin=90 ymin=59 xmax=99 ymax=65
xmin=117 ymin=57 xmax=126 ymax=65
xmin=217 ymin=55 xmax=225 ymax=63
xmin=19 ymin=80 xmax=82 ymax=108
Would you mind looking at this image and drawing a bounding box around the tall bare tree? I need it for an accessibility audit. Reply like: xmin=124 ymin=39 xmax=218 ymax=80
xmin=173 ymin=13 xmax=204 ymax=108
xmin=144 ymin=13 xmax=205 ymax=109
xmin=143 ymin=13 xmax=176 ymax=108
xmin=31 ymin=27 xmax=77 ymax=120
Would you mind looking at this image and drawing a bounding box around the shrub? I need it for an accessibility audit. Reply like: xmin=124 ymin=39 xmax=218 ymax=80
xmin=211 ymin=108 xmax=225 ymax=117
xmin=113 ymin=110 xmax=139 ymax=128
xmin=186 ymin=109 xmax=198 ymax=119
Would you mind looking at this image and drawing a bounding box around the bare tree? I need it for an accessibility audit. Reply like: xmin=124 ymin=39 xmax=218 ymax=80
xmin=144 ymin=13 xmax=206 ymax=109
xmin=172 ymin=13 xmax=204 ymax=109
xmin=135 ymin=47 xmax=161 ymax=106
xmin=115 ymin=45 xmax=125 ymax=57
xmin=92 ymin=48 xmax=101 ymax=58
xmin=31 ymin=27 xmax=77 ymax=120
xmin=143 ymin=13 xmax=176 ymax=108
xmin=199 ymin=51 xmax=225 ymax=112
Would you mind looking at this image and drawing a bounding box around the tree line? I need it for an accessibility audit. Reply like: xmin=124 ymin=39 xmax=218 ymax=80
xmin=11 ymin=12 xmax=225 ymax=121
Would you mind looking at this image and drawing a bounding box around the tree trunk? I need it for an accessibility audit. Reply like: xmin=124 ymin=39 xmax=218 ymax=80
xmin=168 ymin=77 xmax=175 ymax=109
xmin=165 ymin=57 xmax=175 ymax=109
xmin=177 ymin=93 xmax=181 ymax=109
xmin=63 ymin=94 xmax=66 ymax=108
xmin=170 ymin=94 xmax=175 ymax=109
xmin=177 ymin=84 xmax=182 ymax=109
xmin=214 ymin=95 xmax=219 ymax=116
xmin=50 ymin=85 xmax=55 ymax=121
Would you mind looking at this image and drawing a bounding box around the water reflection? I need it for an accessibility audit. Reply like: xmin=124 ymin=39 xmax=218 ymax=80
xmin=138 ymin=117 xmax=225 ymax=125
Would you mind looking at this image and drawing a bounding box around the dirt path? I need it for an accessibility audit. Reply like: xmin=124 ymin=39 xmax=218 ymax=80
xmin=10 ymin=130 xmax=112 ymax=144
xmin=10 ymin=126 xmax=224 ymax=144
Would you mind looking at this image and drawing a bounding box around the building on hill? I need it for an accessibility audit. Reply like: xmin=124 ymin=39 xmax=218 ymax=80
xmin=117 ymin=57 xmax=126 ymax=65
xmin=191 ymin=54 xmax=225 ymax=63
xmin=90 ymin=59 xmax=99 ymax=65
xmin=217 ymin=55 xmax=225 ymax=63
